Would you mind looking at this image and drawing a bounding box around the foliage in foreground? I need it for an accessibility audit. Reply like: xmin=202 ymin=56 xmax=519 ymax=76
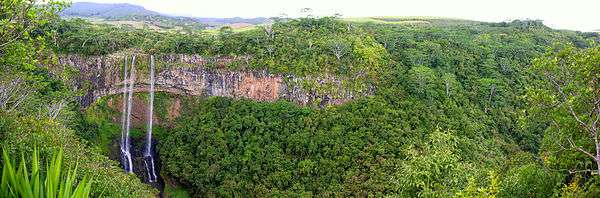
xmin=524 ymin=45 xmax=600 ymax=197
xmin=0 ymin=111 xmax=158 ymax=197
xmin=1 ymin=148 xmax=92 ymax=198
xmin=527 ymin=45 xmax=600 ymax=173
xmin=1 ymin=0 xmax=156 ymax=197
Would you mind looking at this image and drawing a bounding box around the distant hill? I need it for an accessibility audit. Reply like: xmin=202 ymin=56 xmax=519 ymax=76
xmin=61 ymin=2 xmax=159 ymax=18
xmin=60 ymin=2 xmax=269 ymax=30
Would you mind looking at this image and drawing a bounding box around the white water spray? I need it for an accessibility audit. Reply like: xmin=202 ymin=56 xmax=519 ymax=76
xmin=144 ymin=55 xmax=158 ymax=182
xmin=120 ymin=56 xmax=130 ymax=172
xmin=121 ymin=56 xmax=136 ymax=173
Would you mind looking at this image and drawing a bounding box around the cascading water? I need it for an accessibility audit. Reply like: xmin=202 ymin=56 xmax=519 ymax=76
xmin=120 ymin=56 xmax=131 ymax=173
xmin=144 ymin=55 xmax=158 ymax=183
xmin=120 ymin=56 xmax=136 ymax=173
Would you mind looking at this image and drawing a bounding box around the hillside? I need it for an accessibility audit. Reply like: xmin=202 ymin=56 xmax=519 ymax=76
xmin=61 ymin=2 xmax=270 ymax=31
xmin=61 ymin=2 xmax=159 ymax=18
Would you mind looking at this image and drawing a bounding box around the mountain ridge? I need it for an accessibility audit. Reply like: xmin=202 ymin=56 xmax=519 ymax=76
xmin=61 ymin=2 xmax=270 ymax=28
xmin=61 ymin=2 xmax=160 ymax=18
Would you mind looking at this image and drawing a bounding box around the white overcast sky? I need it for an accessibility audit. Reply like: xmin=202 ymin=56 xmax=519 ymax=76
xmin=73 ymin=0 xmax=599 ymax=31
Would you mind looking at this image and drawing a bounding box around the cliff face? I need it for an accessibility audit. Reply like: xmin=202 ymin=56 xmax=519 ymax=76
xmin=57 ymin=53 xmax=373 ymax=107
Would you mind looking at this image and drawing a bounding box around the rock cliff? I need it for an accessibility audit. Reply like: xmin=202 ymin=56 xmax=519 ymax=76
xmin=57 ymin=53 xmax=374 ymax=107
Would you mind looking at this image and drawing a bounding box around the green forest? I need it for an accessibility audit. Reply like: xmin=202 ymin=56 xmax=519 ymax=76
xmin=1 ymin=0 xmax=600 ymax=197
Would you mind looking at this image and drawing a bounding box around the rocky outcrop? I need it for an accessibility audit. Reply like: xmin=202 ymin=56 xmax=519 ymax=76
xmin=57 ymin=53 xmax=373 ymax=107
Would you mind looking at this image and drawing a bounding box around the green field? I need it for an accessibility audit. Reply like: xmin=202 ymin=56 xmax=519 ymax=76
xmin=343 ymin=16 xmax=480 ymax=26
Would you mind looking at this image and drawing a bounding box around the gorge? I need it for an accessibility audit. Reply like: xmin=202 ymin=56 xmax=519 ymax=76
xmin=63 ymin=51 xmax=374 ymax=190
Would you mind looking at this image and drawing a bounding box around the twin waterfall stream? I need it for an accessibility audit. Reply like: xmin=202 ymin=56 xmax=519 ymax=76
xmin=120 ymin=55 xmax=158 ymax=183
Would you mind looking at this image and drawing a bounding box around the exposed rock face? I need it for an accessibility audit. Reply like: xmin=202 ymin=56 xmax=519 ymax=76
xmin=57 ymin=53 xmax=373 ymax=107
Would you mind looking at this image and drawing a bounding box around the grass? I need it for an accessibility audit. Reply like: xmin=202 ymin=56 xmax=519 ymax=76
xmin=202 ymin=25 xmax=258 ymax=35
xmin=342 ymin=16 xmax=479 ymax=26
xmin=343 ymin=17 xmax=430 ymax=25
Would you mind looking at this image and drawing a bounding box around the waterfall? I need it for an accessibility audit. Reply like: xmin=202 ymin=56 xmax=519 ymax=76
xmin=120 ymin=56 xmax=130 ymax=173
xmin=146 ymin=55 xmax=155 ymax=156
xmin=121 ymin=56 xmax=136 ymax=173
xmin=119 ymin=55 xmax=158 ymax=182
xmin=144 ymin=55 xmax=158 ymax=183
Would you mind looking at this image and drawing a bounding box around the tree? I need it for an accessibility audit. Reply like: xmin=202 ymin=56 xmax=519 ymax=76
xmin=407 ymin=66 xmax=437 ymax=99
xmin=441 ymin=73 xmax=459 ymax=97
xmin=392 ymin=129 xmax=469 ymax=197
xmin=1 ymin=0 xmax=72 ymax=116
xmin=0 ymin=77 xmax=32 ymax=111
xmin=527 ymin=45 xmax=600 ymax=173
xmin=300 ymin=8 xmax=313 ymax=18
xmin=498 ymin=164 xmax=561 ymax=197
xmin=0 ymin=0 xmax=66 ymax=50
xmin=328 ymin=39 xmax=349 ymax=61
xmin=263 ymin=24 xmax=275 ymax=40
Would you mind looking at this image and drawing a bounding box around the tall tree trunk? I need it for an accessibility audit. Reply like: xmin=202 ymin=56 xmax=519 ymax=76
xmin=596 ymin=156 xmax=600 ymax=174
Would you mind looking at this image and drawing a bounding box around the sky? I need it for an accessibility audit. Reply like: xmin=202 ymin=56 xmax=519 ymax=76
xmin=73 ymin=0 xmax=599 ymax=31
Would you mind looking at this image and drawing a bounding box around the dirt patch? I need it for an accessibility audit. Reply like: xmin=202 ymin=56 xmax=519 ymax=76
xmin=235 ymin=73 xmax=282 ymax=101
xmin=130 ymin=97 xmax=148 ymax=127
xmin=167 ymin=98 xmax=181 ymax=126
xmin=109 ymin=96 xmax=160 ymax=127
xmin=229 ymin=23 xmax=253 ymax=29
xmin=106 ymin=99 xmax=114 ymax=109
